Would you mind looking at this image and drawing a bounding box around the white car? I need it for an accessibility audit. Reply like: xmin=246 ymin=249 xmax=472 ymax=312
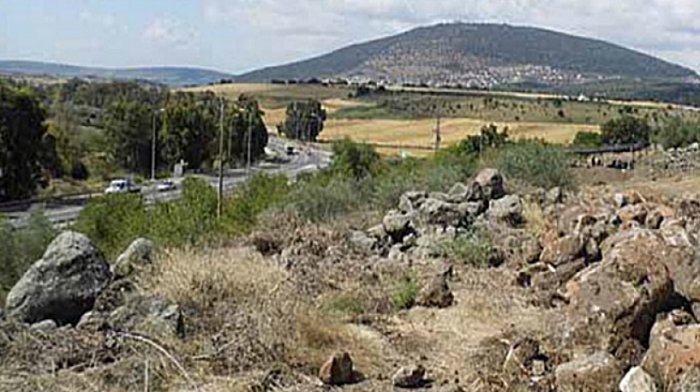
xmin=105 ymin=179 xmax=140 ymax=194
xmin=156 ymin=180 xmax=176 ymax=192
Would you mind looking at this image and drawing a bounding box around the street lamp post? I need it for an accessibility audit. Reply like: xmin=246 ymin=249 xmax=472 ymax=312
xmin=151 ymin=108 xmax=165 ymax=181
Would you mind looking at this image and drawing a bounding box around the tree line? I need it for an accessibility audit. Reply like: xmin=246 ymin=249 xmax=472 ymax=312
xmin=0 ymin=79 xmax=270 ymax=202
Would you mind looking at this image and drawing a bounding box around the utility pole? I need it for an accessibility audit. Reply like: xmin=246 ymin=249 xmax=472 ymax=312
xmin=217 ymin=98 xmax=226 ymax=219
xmin=246 ymin=107 xmax=253 ymax=175
xmin=151 ymin=109 xmax=157 ymax=181
xmin=434 ymin=109 xmax=442 ymax=153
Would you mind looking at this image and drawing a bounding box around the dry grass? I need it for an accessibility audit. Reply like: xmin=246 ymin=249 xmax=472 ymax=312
xmin=320 ymin=117 xmax=599 ymax=156
xmin=522 ymin=200 xmax=548 ymax=238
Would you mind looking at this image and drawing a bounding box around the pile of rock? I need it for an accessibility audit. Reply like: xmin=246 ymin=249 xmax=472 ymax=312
xmin=650 ymin=142 xmax=700 ymax=174
xmin=350 ymin=168 xmax=525 ymax=260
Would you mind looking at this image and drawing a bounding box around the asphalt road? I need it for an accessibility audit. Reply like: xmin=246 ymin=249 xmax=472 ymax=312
xmin=5 ymin=137 xmax=331 ymax=229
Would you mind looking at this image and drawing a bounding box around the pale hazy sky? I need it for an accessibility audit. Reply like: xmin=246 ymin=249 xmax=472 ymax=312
xmin=1 ymin=0 xmax=699 ymax=73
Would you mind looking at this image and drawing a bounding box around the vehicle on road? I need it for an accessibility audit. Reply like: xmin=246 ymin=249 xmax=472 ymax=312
xmin=156 ymin=180 xmax=176 ymax=192
xmin=105 ymin=179 xmax=141 ymax=194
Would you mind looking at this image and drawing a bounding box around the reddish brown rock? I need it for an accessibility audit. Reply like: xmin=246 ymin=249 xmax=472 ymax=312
xmin=642 ymin=320 xmax=700 ymax=391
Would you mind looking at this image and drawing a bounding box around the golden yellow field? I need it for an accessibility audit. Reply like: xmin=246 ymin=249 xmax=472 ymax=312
xmin=320 ymin=117 xmax=599 ymax=155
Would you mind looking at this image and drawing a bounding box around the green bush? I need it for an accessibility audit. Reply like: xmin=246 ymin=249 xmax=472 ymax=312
xmin=330 ymin=138 xmax=381 ymax=179
xmin=222 ymin=174 xmax=290 ymax=234
xmin=391 ymin=273 xmax=418 ymax=310
xmin=490 ymin=140 xmax=575 ymax=190
xmin=653 ymin=117 xmax=700 ymax=149
xmin=324 ymin=293 xmax=366 ymax=316
xmin=287 ymin=176 xmax=372 ymax=222
xmin=601 ymin=116 xmax=651 ymax=145
xmin=572 ymin=131 xmax=602 ymax=148
xmin=436 ymin=229 xmax=496 ymax=267
xmin=0 ymin=211 xmax=57 ymax=302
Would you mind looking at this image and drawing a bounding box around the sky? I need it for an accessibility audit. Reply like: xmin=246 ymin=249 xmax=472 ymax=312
xmin=1 ymin=0 xmax=700 ymax=74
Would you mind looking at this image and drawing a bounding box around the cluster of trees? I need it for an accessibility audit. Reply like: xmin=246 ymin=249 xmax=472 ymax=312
xmin=0 ymin=83 xmax=54 ymax=201
xmin=105 ymin=91 xmax=269 ymax=176
xmin=278 ymin=99 xmax=326 ymax=141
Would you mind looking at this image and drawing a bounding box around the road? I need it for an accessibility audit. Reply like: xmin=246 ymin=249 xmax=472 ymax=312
xmin=4 ymin=137 xmax=331 ymax=229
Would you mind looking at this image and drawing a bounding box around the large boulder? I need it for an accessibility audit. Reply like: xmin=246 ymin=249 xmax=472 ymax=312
xmin=113 ymin=238 xmax=155 ymax=279
xmin=448 ymin=182 xmax=483 ymax=203
xmin=418 ymin=198 xmax=469 ymax=227
xmin=555 ymin=351 xmax=622 ymax=392
xmin=474 ymin=168 xmax=505 ymax=200
xmin=383 ymin=210 xmax=415 ymax=242
xmin=540 ymin=234 xmax=585 ymax=267
xmin=564 ymin=229 xmax=675 ymax=350
xmin=6 ymin=231 xmax=112 ymax=325
xmin=642 ymin=319 xmax=700 ymax=391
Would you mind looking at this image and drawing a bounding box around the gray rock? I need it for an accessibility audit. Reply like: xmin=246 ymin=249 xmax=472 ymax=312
xmin=677 ymin=366 xmax=700 ymax=392
xmin=474 ymin=168 xmax=505 ymax=200
xmin=419 ymin=198 xmax=468 ymax=227
xmin=76 ymin=311 xmax=108 ymax=331
xmin=349 ymin=231 xmax=377 ymax=253
xmin=399 ymin=192 xmax=428 ymax=213
xmin=488 ymin=195 xmax=523 ymax=226
xmin=108 ymin=295 xmax=184 ymax=338
xmin=6 ymin=231 xmax=112 ymax=325
xmin=614 ymin=193 xmax=628 ymax=208
xmin=367 ymin=224 xmax=388 ymax=240
xmin=392 ymin=364 xmax=427 ymax=388
xmin=620 ymin=366 xmax=657 ymax=392
xmin=383 ymin=210 xmax=415 ymax=242
xmin=29 ymin=319 xmax=58 ymax=332
xmin=546 ymin=187 xmax=564 ymax=204
xmin=113 ymin=238 xmax=155 ymax=279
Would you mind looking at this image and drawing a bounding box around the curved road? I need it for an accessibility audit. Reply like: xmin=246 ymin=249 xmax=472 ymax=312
xmin=5 ymin=137 xmax=331 ymax=229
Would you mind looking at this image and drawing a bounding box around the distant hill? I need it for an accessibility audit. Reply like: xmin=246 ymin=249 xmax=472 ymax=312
xmin=237 ymin=23 xmax=698 ymax=87
xmin=0 ymin=60 xmax=235 ymax=86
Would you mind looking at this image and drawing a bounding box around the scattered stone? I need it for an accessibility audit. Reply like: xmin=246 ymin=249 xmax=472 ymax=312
xmin=5 ymin=231 xmax=112 ymax=325
xmin=620 ymin=366 xmax=658 ymax=392
xmin=474 ymin=168 xmax=505 ymax=200
xmin=488 ymin=194 xmax=523 ymax=226
xmin=522 ymin=237 xmax=542 ymax=264
xmin=392 ymin=364 xmax=427 ymax=388
xmin=349 ymin=230 xmax=378 ymax=253
xmin=540 ymin=234 xmax=584 ymax=267
xmin=29 ymin=319 xmax=58 ymax=332
xmin=438 ymin=385 xmax=465 ymax=392
xmin=645 ymin=209 xmax=665 ymax=229
xmin=617 ymin=204 xmax=648 ymax=225
xmin=614 ymin=193 xmax=628 ymax=209
xmin=555 ymin=352 xmax=622 ymax=392
xmin=113 ymin=238 xmax=155 ymax=279
xmin=419 ymin=198 xmax=468 ymax=227
xmin=546 ymin=187 xmax=563 ymax=204
xmin=318 ymin=352 xmax=354 ymax=385
xmin=416 ymin=275 xmax=454 ymax=308
xmin=448 ymin=182 xmax=483 ymax=203
xmin=108 ymin=295 xmax=184 ymax=338
xmin=676 ymin=366 xmax=700 ymax=392
xmin=76 ymin=311 xmax=108 ymax=331
xmin=383 ymin=210 xmax=415 ymax=242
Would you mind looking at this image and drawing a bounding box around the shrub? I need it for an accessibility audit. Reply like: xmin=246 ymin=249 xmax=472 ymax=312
xmin=222 ymin=174 xmax=290 ymax=235
xmin=572 ymin=131 xmax=602 ymax=148
xmin=653 ymin=117 xmax=700 ymax=149
xmin=436 ymin=229 xmax=496 ymax=267
xmin=287 ymin=176 xmax=372 ymax=222
xmin=491 ymin=140 xmax=575 ymax=190
xmin=331 ymin=138 xmax=381 ymax=179
xmin=324 ymin=293 xmax=366 ymax=316
xmin=391 ymin=273 xmax=418 ymax=310
xmin=69 ymin=160 xmax=90 ymax=180
xmin=0 ymin=211 xmax=57 ymax=302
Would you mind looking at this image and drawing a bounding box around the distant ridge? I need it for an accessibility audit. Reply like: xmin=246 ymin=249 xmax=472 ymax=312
xmin=0 ymin=60 xmax=235 ymax=86
xmin=237 ymin=23 xmax=698 ymax=87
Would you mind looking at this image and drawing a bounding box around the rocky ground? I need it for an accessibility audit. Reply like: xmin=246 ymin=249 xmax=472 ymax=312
xmin=1 ymin=168 xmax=700 ymax=392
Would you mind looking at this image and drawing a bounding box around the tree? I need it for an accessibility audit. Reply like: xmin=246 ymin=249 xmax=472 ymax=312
xmin=226 ymin=95 xmax=269 ymax=165
xmin=452 ymin=124 xmax=509 ymax=155
xmin=104 ymin=98 xmax=153 ymax=175
xmin=0 ymin=83 xmax=50 ymax=201
xmin=653 ymin=117 xmax=700 ymax=149
xmin=278 ymin=99 xmax=327 ymax=141
xmin=161 ymin=92 xmax=218 ymax=170
xmin=48 ymin=86 xmax=85 ymax=177
xmin=600 ymin=116 xmax=651 ymax=145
